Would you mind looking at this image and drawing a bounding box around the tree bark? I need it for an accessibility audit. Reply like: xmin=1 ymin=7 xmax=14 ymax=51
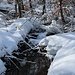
xmin=15 ymin=0 xmax=17 ymax=18
xmin=15 ymin=0 xmax=22 ymax=18
xmin=59 ymin=0 xmax=65 ymax=23
xmin=42 ymin=0 xmax=46 ymax=15
xmin=20 ymin=0 xmax=24 ymax=10
xmin=17 ymin=0 xmax=22 ymax=18
xmin=29 ymin=0 xmax=33 ymax=13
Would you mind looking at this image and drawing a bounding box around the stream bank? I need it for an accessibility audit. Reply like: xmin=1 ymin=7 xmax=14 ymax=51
xmin=1 ymin=27 xmax=52 ymax=75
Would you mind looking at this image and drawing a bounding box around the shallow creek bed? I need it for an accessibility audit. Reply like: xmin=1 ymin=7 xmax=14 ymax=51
xmin=1 ymin=27 xmax=53 ymax=75
xmin=1 ymin=40 xmax=51 ymax=75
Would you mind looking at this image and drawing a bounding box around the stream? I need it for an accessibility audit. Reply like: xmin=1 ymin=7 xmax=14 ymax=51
xmin=1 ymin=27 xmax=51 ymax=75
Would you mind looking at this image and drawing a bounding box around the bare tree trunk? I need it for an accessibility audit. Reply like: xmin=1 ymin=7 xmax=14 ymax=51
xmin=20 ymin=0 xmax=24 ymax=10
xmin=29 ymin=0 xmax=33 ymax=13
xmin=42 ymin=0 xmax=46 ymax=15
xmin=15 ymin=0 xmax=22 ymax=18
xmin=17 ymin=0 xmax=22 ymax=18
xmin=15 ymin=0 xmax=17 ymax=18
xmin=59 ymin=0 xmax=65 ymax=23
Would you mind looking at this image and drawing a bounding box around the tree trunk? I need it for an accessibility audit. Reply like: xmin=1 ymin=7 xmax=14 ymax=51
xmin=59 ymin=0 xmax=65 ymax=23
xmin=17 ymin=0 xmax=22 ymax=18
xmin=29 ymin=0 xmax=33 ymax=13
xmin=42 ymin=0 xmax=46 ymax=15
xmin=20 ymin=0 xmax=24 ymax=10
xmin=15 ymin=0 xmax=17 ymax=18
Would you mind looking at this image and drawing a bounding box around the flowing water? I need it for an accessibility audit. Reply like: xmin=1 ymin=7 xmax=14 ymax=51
xmin=1 ymin=28 xmax=51 ymax=75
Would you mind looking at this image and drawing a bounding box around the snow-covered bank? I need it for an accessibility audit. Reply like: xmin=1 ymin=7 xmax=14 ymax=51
xmin=0 ymin=18 xmax=33 ymax=74
xmin=0 ymin=18 xmax=33 ymax=57
xmin=39 ymin=32 xmax=75 ymax=75
xmin=0 ymin=59 xmax=6 ymax=75
xmin=0 ymin=1 xmax=14 ymax=10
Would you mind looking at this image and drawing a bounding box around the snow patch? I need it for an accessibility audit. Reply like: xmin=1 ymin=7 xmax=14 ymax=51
xmin=0 ymin=18 xmax=33 ymax=57
xmin=40 ymin=32 xmax=75 ymax=75
xmin=0 ymin=59 xmax=6 ymax=75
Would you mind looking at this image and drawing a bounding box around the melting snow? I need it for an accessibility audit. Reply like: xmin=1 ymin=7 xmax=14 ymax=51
xmin=39 ymin=32 xmax=75 ymax=75
xmin=0 ymin=18 xmax=33 ymax=74
xmin=0 ymin=59 xmax=6 ymax=75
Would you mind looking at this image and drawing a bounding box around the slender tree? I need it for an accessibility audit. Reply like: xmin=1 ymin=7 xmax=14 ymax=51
xmin=15 ymin=0 xmax=17 ymax=18
xmin=29 ymin=0 xmax=33 ymax=13
xmin=20 ymin=0 xmax=24 ymax=10
xmin=42 ymin=0 xmax=46 ymax=15
xmin=18 ymin=0 xmax=22 ymax=17
xmin=15 ymin=0 xmax=22 ymax=18
xmin=59 ymin=0 xmax=65 ymax=23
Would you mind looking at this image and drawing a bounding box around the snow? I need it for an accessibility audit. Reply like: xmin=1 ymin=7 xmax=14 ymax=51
xmin=7 ymin=18 xmax=33 ymax=36
xmin=39 ymin=32 xmax=75 ymax=75
xmin=41 ymin=20 xmax=62 ymax=35
xmin=0 ymin=1 xmax=14 ymax=10
xmin=0 ymin=59 xmax=6 ymax=75
xmin=0 ymin=18 xmax=33 ymax=74
xmin=0 ymin=18 xmax=33 ymax=57
xmin=30 ymin=32 xmax=47 ymax=45
xmin=0 ymin=18 xmax=5 ymax=27
xmin=0 ymin=12 xmax=6 ymax=27
xmin=35 ymin=5 xmax=43 ymax=13
xmin=0 ymin=0 xmax=75 ymax=74
xmin=30 ymin=17 xmax=41 ymax=28
xmin=39 ymin=33 xmax=64 ymax=55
